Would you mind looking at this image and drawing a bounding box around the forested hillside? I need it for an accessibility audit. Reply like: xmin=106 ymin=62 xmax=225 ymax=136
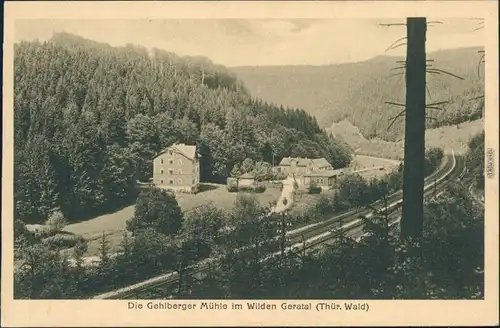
xmin=14 ymin=33 xmax=351 ymax=224
xmin=232 ymin=47 xmax=484 ymax=141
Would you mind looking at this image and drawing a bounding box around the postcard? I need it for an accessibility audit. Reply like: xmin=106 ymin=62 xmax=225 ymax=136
xmin=2 ymin=1 xmax=498 ymax=326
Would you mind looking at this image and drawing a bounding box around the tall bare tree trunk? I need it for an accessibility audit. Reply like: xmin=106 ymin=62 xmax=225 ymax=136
xmin=401 ymin=17 xmax=427 ymax=240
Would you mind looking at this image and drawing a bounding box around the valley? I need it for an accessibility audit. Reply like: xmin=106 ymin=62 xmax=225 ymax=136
xmin=231 ymin=46 xmax=484 ymax=141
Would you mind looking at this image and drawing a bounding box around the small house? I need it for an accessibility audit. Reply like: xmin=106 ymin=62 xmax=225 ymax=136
xmin=302 ymin=168 xmax=348 ymax=190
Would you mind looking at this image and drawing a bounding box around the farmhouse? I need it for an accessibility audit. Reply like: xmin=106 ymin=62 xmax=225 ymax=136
xmin=277 ymin=156 xmax=333 ymax=176
xmin=153 ymin=143 xmax=200 ymax=193
xmin=302 ymin=168 xmax=348 ymax=190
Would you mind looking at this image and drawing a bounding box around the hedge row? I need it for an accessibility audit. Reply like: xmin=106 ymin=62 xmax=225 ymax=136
xmin=42 ymin=233 xmax=86 ymax=249
xmin=227 ymin=184 xmax=267 ymax=193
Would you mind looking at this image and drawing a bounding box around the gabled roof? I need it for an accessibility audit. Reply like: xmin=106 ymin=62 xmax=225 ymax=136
xmin=279 ymin=157 xmax=331 ymax=168
xmin=278 ymin=157 xmax=311 ymax=167
xmin=305 ymin=168 xmax=347 ymax=177
xmin=155 ymin=143 xmax=197 ymax=160
xmin=311 ymin=158 xmax=332 ymax=168
xmin=174 ymin=144 xmax=196 ymax=160
xmin=240 ymin=173 xmax=254 ymax=179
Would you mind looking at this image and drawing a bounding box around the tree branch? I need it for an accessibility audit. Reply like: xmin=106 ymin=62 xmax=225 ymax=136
xmin=385 ymin=37 xmax=407 ymax=52
xmin=426 ymin=68 xmax=464 ymax=80
xmin=385 ymin=101 xmax=406 ymax=107
xmin=379 ymin=23 xmax=406 ymax=27
xmin=387 ymin=42 xmax=407 ymax=52
xmin=478 ymin=53 xmax=485 ymax=79
xmin=469 ymin=95 xmax=485 ymax=101
xmin=387 ymin=72 xmax=404 ymax=79
xmin=426 ymin=101 xmax=449 ymax=106
xmin=387 ymin=110 xmax=406 ymax=130
xmin=396 ymin=59 xmax=432 ymax=64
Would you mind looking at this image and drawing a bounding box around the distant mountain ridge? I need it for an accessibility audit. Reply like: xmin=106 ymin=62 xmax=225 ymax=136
xmin=231 ymin=46 xmax=484 ymax=141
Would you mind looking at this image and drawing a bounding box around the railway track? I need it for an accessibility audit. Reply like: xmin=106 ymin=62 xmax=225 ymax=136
xmin=94 ymin=151 xmax=461 ymax=300
xmin=285 ymin=152 xmax=455 ymax=245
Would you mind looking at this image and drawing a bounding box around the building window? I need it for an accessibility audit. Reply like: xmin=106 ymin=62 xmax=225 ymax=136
xmin=169 ymin=169 xmax=173 ymax=175
xmin=169 ymin=159 xmax=173 ymax=164
xmin=160 ymin=179 xmax=163 ymax=184
xmin=160 ymin=159 xmax=164 ymax=164
xmin=192 ymin=179 xmax=195 ymax=185
xmin=168 ymin=150 xmax=173 ymax=156
xmin=169 ymin=179 xmax=173 ymax=184
xmin=320 ymin=178 xmax=324 ymax=184
xmin=160 ymin=169 xmax=164 ymax=174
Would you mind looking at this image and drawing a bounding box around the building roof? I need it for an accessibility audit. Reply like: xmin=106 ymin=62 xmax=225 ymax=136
xmin=240 ymin=173 xmax=254 ymax=179
xmin=278 ymin=157 xmax=312 ymax=167
xmin=311 ymin=158 xmax=332 ymax=168
xmin=155 ymin=143 xmax=197 ymax=160
xmin=173 ymin=143 xmax=197 ymax=159
xmin=279 ymin=157 xmax=332 ymax=168
xmin=305 ymin=168 xmax=347 ymax=178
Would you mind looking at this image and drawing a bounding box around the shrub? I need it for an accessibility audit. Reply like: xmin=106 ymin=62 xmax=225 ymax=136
xmin=33 ymin=226 xmax=58 ymax=240
xmin=254 ymin=185 xmax=266 ymax=193
xmin=267 ymin=181 xmax=284 ymax=189
xmin=308 ymin=187 xmax=322 ymax=194
xmin=238 ymin=186 xmax=253 ymax=193
xmin=45 ymin=209 xmax=67 ymax=234
xmin=314 ymin=195 xmax=334 ymax=216
xmin=227 ymin=177 xmax=238 ymax=189
xmin=237 ymin=184 xmax=266 ymax=193
xmin=227 ymin=185 xmax=238 ymax=192
xmin=308 ymin=181 xmax=322 ymax=194
xmin=253 ymin=182 xmax=266 ymax=193
xmin=42 ymin=233 xmax=86 ymax=249
xmin=127 ymin=187 xmax=183 ymax=236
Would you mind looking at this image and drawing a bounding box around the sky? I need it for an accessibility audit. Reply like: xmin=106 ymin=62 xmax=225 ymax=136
xmin=15 ymin=18 xmax=484 ymax=67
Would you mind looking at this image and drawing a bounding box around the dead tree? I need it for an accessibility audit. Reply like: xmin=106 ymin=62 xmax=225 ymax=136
xmin=401 ymin=18 xmax=427 ymax=241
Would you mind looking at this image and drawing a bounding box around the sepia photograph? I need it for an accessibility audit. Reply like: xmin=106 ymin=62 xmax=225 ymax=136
xmin=2 ymin=1 xmax=498 ymax=327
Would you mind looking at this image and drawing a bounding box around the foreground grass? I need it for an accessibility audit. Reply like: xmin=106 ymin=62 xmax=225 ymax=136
xmin=63 ymin=183 xmax=281 ymax=257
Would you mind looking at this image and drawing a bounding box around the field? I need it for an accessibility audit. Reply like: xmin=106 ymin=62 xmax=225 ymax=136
xmin=350 ymin=155 xmax=401 ymax=180
xmin=63 ymin=183 xmax=281 ymax=257
xmin=329 ymin=118 xmax=484 ymax=160
xmin=425 ymin=119 xmax=484 ymax=154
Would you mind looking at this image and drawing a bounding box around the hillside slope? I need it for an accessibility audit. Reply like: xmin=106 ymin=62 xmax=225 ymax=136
xmin=232 ymin=47 xmax=484 ymax=141
xmin=328 ymin=118 xmax=484 ymax=159
xmin=14 ymin=33 xmax=351 ymax=223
